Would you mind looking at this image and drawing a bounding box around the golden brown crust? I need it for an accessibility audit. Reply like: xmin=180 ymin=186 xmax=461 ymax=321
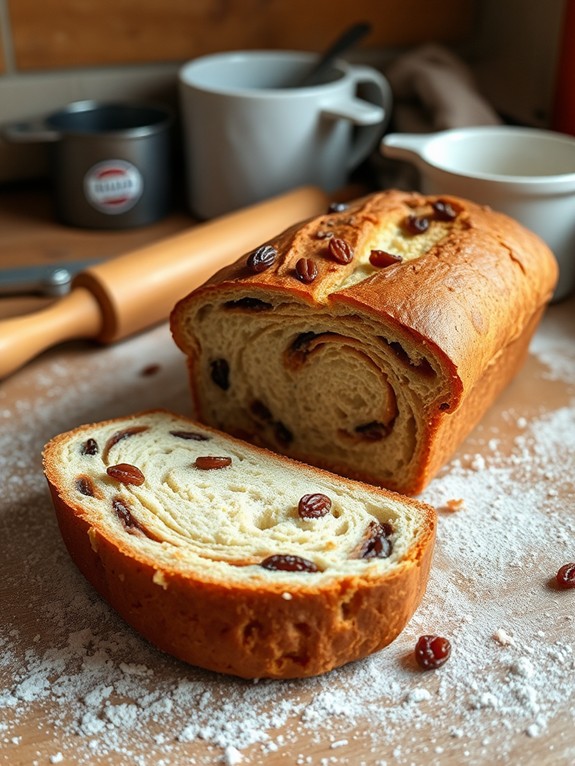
xmin=43 ymin=410 xmax=436 ymax=679
xmin=170 ymin=190 xmax=558 ymax=494
xmin=173 ymin=190 xmax=557 ymax=389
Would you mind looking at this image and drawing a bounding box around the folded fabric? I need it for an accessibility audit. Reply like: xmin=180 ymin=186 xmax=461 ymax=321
xmin=385 ymin=43 xmax=501 ymax=132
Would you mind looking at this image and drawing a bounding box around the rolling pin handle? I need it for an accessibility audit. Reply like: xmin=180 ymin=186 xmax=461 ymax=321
xmin=0 ymin=186 xmax=329 ymax=378
xmin=0 ymin=288 xmax=102 ymax=380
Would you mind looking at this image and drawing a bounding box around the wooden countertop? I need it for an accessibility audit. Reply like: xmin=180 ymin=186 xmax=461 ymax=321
xmin=1 ymin=185 xmax=574 ymax=766
xmin=0 ymin=183 xmax=195 ymax=321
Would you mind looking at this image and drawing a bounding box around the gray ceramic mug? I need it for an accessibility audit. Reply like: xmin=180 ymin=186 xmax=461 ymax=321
xmin=179 ymin=50 xmax=392 ymax=219
xmin=2 ymin=101 xmax=173 ymax=229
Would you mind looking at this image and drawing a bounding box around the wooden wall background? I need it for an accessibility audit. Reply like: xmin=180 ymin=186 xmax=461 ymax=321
xmin=6 ymin=0 xmax=475 ymax=71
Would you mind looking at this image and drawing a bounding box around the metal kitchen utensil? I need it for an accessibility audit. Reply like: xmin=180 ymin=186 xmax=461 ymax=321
xmin=299 ymin=22 xmax=373 ymax=86
xmin=2 ymin=101 xmax=173 ymax=230
xmin=0 ymin=259 xmax=103 ymax=297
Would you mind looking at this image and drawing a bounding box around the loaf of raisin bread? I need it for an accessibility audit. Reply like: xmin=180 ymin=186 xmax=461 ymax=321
xmin=171 ymin=190 xmax=558 ymax=494
xmin=43 ymin=410 xmax=436 ymax=679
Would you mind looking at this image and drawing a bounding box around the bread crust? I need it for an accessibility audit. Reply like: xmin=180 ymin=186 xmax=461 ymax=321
xmin=170 ymin=190 xmax=558 ymax=493
xmin=43 ymin=411 xmax=436 ymax=679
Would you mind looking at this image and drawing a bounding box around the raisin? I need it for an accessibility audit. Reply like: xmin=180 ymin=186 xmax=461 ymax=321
xmin=194 ymin=456 xmax=232 ymax=470
xmin=107 ymin=463 xmax=145 ymax=486
xmin=380 ymin=521 xmax=394 ymax=537
xmin=210 ymin=358 xmax=230 ymax=390
xmin=415 ymin=635 xmax=451 ymax=670
xmin=140 ymin=363 xmax=160 ymax=377
xmin=298 ymin=493 xmax=332 ymax=519
xmin=247 ymin=244 xmax=277 ymax=272
xmin=260 ymin=554 xmax=319 ymax=572
xmin=250 ymin=400 xmax=273 ymax=422
xmin=291 ymin=332 xmax=318 ymax=352
xmin=223 ymin=297 xmax=273 ymax=311
xmin=170 ymin=430 xmax=210 ymax=441
xmin=358 ymin=520 xmax=393 ymax=559
xmin=403 ymin=214 xmax=430 ymax=235
xmin=385 ymin=340 xmax=434 ymax=377
xmin=81 ymin=438 xmax=99 ymax=456
xmin=556 ymin=563 xmax=575 ymax=589
xmin=328 ymin=201 xmax=349 ymax=213
xmin=112 ymin=496 xmax=144 ymax=533
xmin=328 ymin=237 xmax=354 ymax=264
xmin=432 ymin=199 xmax=458 ymax=221
xmin=355 ymin=421 xmax=389 ymax=441
xmin=274 ymin=421 xmax=293 ymax=446
xmin=102 ymin=426 xmax=148 ymax=462
xmin=76 ymin=476 xmax=95 ymax=497
xmin=369 ymin=250 xmax=403 ymax=268
xmin=295 ymin=257 xmax=318 ymax=284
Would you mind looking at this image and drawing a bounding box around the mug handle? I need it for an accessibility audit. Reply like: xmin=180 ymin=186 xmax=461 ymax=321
xmin=320 ymin=66 xmax=393 ymax=171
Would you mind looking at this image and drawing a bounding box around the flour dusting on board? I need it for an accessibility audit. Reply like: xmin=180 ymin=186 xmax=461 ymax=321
xmin=0 ymin=309 xmax=574 ymax=765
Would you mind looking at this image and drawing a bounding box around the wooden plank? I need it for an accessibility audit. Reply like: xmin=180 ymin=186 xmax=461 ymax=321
xmin=0 ymin=11 xmax=6 ymax=73
xmin=8 ymin=0 xmax=475 ymax=70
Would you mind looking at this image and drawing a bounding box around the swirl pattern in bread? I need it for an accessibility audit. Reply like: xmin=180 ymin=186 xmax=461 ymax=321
xmin=43 ymin=410 xmax=436 ymax=679
xmin=171 ymin=190 xmax=558 ymax=494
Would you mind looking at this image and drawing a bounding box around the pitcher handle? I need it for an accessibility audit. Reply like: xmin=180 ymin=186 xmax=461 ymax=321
xmin=380 ymin=132 xmax=436 ymax=169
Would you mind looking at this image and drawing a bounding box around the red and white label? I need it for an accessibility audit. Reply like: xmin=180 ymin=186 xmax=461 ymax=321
xmin=84 ymin=160 xmax=143 ymax=215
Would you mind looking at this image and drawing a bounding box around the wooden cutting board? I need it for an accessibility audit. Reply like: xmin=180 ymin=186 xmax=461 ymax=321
xmin=1 ymin=187 xmax=574 ymax=766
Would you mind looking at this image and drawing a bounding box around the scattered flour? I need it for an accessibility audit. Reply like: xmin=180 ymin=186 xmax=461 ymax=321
xmin=0 ymin=304 xmax=574 ymax=765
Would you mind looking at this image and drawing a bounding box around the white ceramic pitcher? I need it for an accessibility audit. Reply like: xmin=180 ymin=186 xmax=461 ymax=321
xmin=381 ymin=126 xmax=575 ymax=301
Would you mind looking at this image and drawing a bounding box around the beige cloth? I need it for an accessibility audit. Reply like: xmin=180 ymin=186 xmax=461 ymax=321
xmin=385 ymin=44 xmax=500 ymax=132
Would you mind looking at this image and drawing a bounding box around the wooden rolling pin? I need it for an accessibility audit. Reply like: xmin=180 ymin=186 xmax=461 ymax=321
xmin=0 ymin=186 xmax=329 ymax=379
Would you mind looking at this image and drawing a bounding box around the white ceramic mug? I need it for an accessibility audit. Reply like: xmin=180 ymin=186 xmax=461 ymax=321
xmin=381 ymin=126 xmax=575 ymax=302
xmin=179 ymin=50 xmax=392 ymax=219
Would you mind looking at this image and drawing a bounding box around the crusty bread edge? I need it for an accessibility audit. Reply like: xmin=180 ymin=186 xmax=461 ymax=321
xmin=43 ymin=411 xmax=436 ymax=679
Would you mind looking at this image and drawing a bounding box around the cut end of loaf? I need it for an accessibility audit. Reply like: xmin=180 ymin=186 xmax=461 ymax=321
xmin=171 ymin=189 xmax=558 ymax=494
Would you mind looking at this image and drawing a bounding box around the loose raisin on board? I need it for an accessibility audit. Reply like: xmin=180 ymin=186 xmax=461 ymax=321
xmin=556 ymin=563 xmax=575 ymax=589
xmin=415 ymin=635 xmax=451 ymax=670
